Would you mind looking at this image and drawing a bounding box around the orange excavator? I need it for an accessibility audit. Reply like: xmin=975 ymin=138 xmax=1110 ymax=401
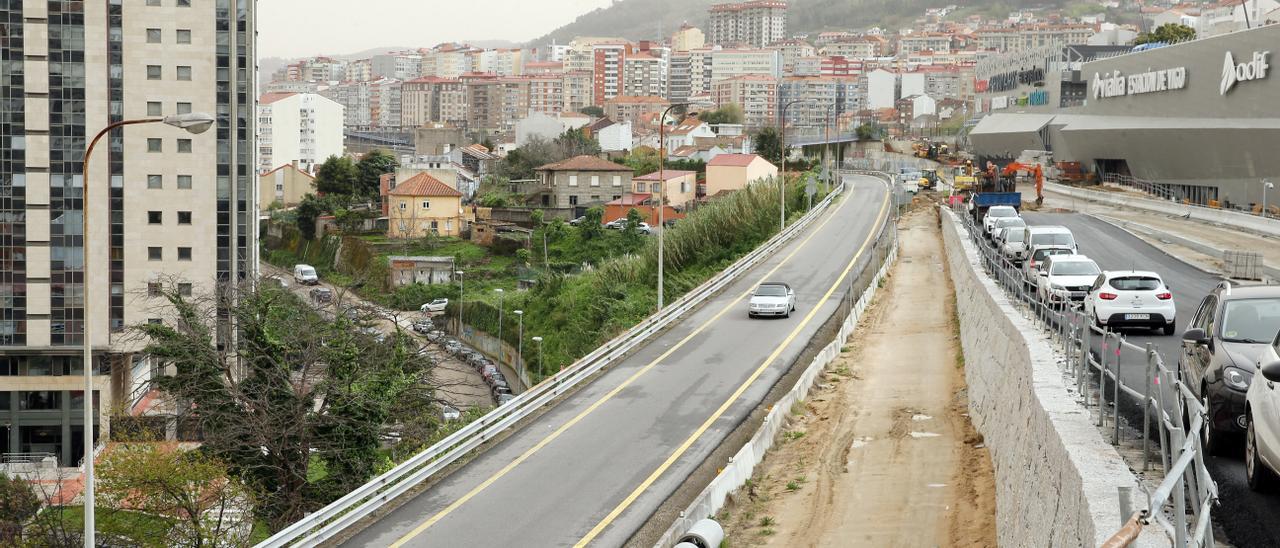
xmin=1001 ymin=162 xmax=1044 ymax=204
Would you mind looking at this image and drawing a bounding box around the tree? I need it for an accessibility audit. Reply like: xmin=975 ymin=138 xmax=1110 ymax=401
xmin=622 ymin=207 xmax=646 ymax=240
xmin=698 ymin=104 xmax=744 ymax=125
xmin=97 ymin=443 xmax=252 ymax=547
xmin=753 ymin=126 xmax=786 ymax=165
xmin=580 ymin=206 xmax=605 ymax=240
xmin=578 ymin=105 xmax=604 ymax=117
xmin=623 ymin=147 xmax=661 ymax=176
xmin=333 ymin=206 xmax=378 ymax=234
xmin=478 ymin=134 xmax=496 ymax=152
xmin=314 ymin=155 xmax=359 ymax=195
xmin=295 ymin=194 xmax=333 ymax=240
xmin=354 ymin=150 xmax=397 ymax=197
xmin=554 ymin=127 xmax=601 ymax=158
xmin=136 ymin=283 xmax=431 ymax=530
xmin=1134 ymin=23 xmax=1196 ymax=45
xmin=495 ymin=136 xmax=562 ymax=180
xmin=855 ymin=123 xmax=878 ymax=141
xmin=0 ymin=474 xmax=39 ymax=543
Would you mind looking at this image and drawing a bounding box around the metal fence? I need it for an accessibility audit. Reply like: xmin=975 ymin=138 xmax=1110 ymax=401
xmin=955 ymin=204 xmax=1217 ymax=547
xmin=256 ymin=176 xmax=853 ymax=548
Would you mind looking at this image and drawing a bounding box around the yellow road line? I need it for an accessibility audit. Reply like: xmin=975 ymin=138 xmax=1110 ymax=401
xmin=388 ymin=180 xmax=877 ymax=548
xmin=574 ymin=187 xmax=891 ymax=546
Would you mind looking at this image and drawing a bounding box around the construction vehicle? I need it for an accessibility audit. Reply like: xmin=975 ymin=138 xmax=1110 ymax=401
xmin=912 ymin=140 xmax=943 ymax=160
xmin=952 ymin=161 xmax=978 ymax=192
xmin=1000 ymin=162 xmax=1045 ymax=204
xmin=920 ymin=169 xmax=939 ymax=190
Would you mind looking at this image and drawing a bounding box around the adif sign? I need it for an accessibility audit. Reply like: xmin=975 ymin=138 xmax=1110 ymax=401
xmin=1220 ymin=51 xmax=1270 ymax=95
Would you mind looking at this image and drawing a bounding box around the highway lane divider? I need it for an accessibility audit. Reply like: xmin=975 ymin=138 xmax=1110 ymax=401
xmin=1045 ymin=181 xmax=1280 ymax=238
xmin=651 ymin=171 xmax=899 ymax=547
xmin=1091 ymin=214 xmax=1279 ymax=281
xmin=256 ymin=177 xmax=856 ymax=548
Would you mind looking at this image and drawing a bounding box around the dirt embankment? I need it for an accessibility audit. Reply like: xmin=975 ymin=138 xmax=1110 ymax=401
xmin=719 ymin=207 xmax=997 ymax=547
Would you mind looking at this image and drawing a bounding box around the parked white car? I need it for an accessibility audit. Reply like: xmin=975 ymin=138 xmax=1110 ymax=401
xmin=1025 ymin=226 xmax=1078 ymax=255
xmin=1247 ymin=333 xmax=1280 ymax=491
xmin=1036 ymin=254 xmax=1101 ymax=306
xmin=420 ymin=298 xmax=450 ymax=313
xmin=748 ymin=282 xmax=795 ymax=318
xmin=992 ymin=217 xmax=1027 ymax=248
xmin=1084 ymin=271 xmax=1176 ymax=335
xmin=1022 ymin=245 xmax=1076 ymax=290
xmin=982 ymin=205 xmax=1019 ymax=237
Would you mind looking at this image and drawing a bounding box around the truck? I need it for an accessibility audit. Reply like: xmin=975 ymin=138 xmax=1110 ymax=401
xmin=968 ymin=192 xmax=1023 ymax=225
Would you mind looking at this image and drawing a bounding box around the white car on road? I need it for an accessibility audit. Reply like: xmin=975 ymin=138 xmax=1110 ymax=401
xmin=1084 ymin=271 xmax=1177 ymax=335
xmin=1246 ymin=334 xmax=1280 ymax=491
xmin=982 ymin=206 xmax=1019 ymax=237
xmin=420 ymin=298 xmax=450 ymax=313
xmin=1000 ymin=226 xmax=1029 ymax=263
xmin=991 ymin=217 xmax=1027 ymax=247
xmin=1025 ymin=226 xmax=1078 ymax=255
xmin=1036 ymin=254 xmax=1101 ymax=306
xmin=748 ymin=282 xmax=795 ymax=318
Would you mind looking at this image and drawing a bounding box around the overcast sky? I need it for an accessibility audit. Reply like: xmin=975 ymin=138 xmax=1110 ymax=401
xmin=258 ymin=0 xmax=613 ymax=59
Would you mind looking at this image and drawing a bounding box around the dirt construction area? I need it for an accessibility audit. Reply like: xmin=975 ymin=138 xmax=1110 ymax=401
xmin=720 ymin=206 xmax=997 ymax=547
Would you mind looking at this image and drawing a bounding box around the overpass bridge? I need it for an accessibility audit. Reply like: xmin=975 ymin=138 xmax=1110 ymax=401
xmin=258 ymin=174 xmax=893 ymax=547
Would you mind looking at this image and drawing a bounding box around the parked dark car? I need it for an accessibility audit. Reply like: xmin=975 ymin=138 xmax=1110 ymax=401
xmin=309 ymin=287 xmax=333 ymax=304
xmin=1180 ymin=281 xmax=1280 ymax=454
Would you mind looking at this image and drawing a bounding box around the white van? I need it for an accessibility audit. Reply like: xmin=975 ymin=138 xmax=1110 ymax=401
xmin=293 ymin=264 xmax=319 ymax=285
xmin=1025 ymin=226 xmax=1078 ymax=256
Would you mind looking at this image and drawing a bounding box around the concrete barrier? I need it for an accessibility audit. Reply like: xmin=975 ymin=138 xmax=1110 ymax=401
xmin=1045 ymin=181 xmax=1280 ymax=238
xmin=940 ymin=207 xmax=1159 ymax=548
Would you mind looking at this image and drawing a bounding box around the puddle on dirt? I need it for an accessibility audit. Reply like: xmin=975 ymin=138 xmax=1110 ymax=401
xmin=849 ymin=436 xmax=874 ymax=449
xmin=909 ymin=431 xmax=942 ymax=438
xmin=911 ymin=414 xmax=933 ymax=421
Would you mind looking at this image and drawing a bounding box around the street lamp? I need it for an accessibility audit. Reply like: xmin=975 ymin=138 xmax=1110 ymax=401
xmin=1264 ymin=180 xmax=1275 ymax=219
xmin=455 ymin=270 xmax=465 ymax=331
xmin=532 ymin=336 xmax=544 ymax=377
xmin=514 ymin=310 xmax=524 ymax=381
xmin=655 ymin=102 xmax=710 ymax=310
xmin=779 ymin=99 xmax=809 ymax=231
xmin=494 ymin=288 xmax=504 ymax=348
xmin=80 ymin=111 xmax=216 ymax=546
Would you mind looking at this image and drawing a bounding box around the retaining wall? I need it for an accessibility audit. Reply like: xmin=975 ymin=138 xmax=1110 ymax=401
xmin=940 ymin=207 xmax=1158 ymax=547
xmin=1046 ymin=182 xmax=1280 ymax=238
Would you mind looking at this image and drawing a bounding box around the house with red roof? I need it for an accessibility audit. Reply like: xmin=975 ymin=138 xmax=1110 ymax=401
xmin=386 ymin=172 xmax=466 ymax=238
xmin=706 ymin=153 xmax=778 ymax=197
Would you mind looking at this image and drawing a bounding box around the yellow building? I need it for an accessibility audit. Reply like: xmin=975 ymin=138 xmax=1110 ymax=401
xmin=259 ymin=162 xmax=316 ymax=208
xmin=632 ymin=170 xmax=698 ymax=208
xmin=705 ymin=154 xmax=779 ymax=197
xmin=387 ymin=172 xmax=465 ymax=238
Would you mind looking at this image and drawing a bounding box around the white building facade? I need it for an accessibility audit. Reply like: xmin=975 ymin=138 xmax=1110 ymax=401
xmin=258 ymin=93 xmax=345 ymax=173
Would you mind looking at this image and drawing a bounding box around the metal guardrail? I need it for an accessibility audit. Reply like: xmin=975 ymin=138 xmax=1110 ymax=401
xmin=257 ymin=178 xmax=852 ymax=547
xmin=955 ymin=205 xmax=1217 ymax=547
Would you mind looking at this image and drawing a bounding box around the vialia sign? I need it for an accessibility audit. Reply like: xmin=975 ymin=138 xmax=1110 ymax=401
xmin=1220 ymin=51 xmax=1270 ymax=95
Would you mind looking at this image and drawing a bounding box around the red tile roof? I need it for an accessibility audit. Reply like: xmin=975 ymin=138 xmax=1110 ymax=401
xmin=388 ymin=172 xmax=463 ymax=197
xmin=708 ymin=153 xmax=767 ymax=167
xmin=635 ymin=170 xmax=697 ymax=181
xmin=536 ymin=155 xmax=632 ymax=172
xmin=259 ymin=92 xmax=297 ymax=105
xmin=259 ymin=163 xmax=316 ymax=178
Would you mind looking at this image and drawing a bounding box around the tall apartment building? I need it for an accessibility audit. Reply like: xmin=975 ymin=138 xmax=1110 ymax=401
xmin=622 ymin=52 xmax=668 ymax=98
xmin=671 ymin=23 xmax=706 ymax=53
xmin=591 ymin=42 xmax=628 ymax=105
xmin=322 ymin=78 xmax=403 ymax=131
xmin=897 ymin=32 xmax=955 ymax=55
xmin=0 ymin=0 xmax=256 ymax=464
xmin=710 ymin=49 xmax=783 ymax=81
xmin=257 ymin=93 xmax=344 ymax=174
xmin=687 ymin=47 xmax=716 ymax=98
xmin=707 ymin=0 xmax=788 ymax=48
xmin=528 ymin=75 xmax=565 ymax=115
xmin=780 ymin=76 xmax=862 ymax=129
xmin=711 ymin=75 xmax=778 ymax=129
xmin=562 ymin=71 xmax=594 ymax=113
xmin=371 ymin=53 xmax=424 ymax=80
xmin=973 ymin=24 xmax=1094 ymax=53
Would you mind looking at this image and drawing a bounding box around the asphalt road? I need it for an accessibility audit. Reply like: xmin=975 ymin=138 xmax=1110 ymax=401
xmin=1021 ymin=212 xmax=1280 ymax=548
xmin=339 ymin=176 xmax=892 ymax=547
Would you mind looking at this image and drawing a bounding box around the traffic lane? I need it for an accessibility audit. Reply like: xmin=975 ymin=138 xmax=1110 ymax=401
xmin=1025 ymin=212 xmax=1280 ymax=548
xmin=340 ymin=177 xmax=889 ymax=547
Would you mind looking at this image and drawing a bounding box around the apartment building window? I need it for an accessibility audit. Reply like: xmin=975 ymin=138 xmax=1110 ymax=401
xmin=177 ymin=102 xmax=192 ymax=114
xmin=177 ymin=175 xmax=192 ymax=189
xmin=147 ymin=0 xmax=161 ymax=4
xmin=147 ymin=101 xmax=162 ymax=116
xmin=568 ymin=175 xmax=578 ymax=186
xmin=176 ymin=66 xmax=192 ymax=81
xmin=147 ymin=138 xmax=162 ymax=152
xmin=590 ymin=175 xmax=599 ymax=187
xmin=613 ymin=175 xmax=621 ymax=187
xmin=147 ymin=211 xmax=162 ymax=224
xmin=147 ymin=174 xmax=162 ymax=189
xmin=569 ymin=196 xmax=578 ymax=206
xmin=177 ymin=0 xmax=190 ymax=6
xmin=146 ymin=28 xmax=162 ymax=43
xmin=421 ymin=200 xmax=430 ymax=209
xmin=177 ymin=139 xmax=192 ymax=153
xmin=147 ymin=65 xmax=161 ymax=80
xmin=178 ymin=211 xmax=192 ymax=224
xmin=148 ymin=247 xmax=163 ymax=260
xmin=179 ymin=283 xmax=193 ymax=297
xmin=176 ymin=29 xmax=191 ymax=44
xmin=178 ymin=247 xmax=192 ymax=261
xmin=148 ymin=282 xmax=163 ymax=297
